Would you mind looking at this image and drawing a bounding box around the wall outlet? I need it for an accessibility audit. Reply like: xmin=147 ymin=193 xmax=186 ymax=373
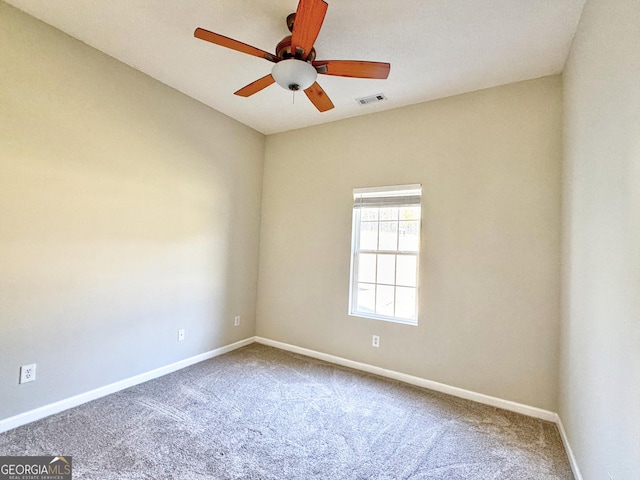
xmin=20 ymin=364 xmax=36 ymax=384
xmin=372 ymin=335 xmax=380 ymax=348
xmin=178 ymin=329 xmax=185 ymax=342
xmin=234 ymin=316 xmax=241 ymax=327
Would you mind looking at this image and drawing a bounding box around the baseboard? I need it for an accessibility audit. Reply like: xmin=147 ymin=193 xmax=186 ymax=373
xmin=1 ymin=334 xmax=584 ymax=480
xmin=554 ymin=414 xmax=584 ymax=480
xmin=0 ymin=336 xmax=256 ymax=434
xmin=255 ymin=336 xmax=588 ymax=476
xmin=255 ymin=336 xmax=558 ymax=423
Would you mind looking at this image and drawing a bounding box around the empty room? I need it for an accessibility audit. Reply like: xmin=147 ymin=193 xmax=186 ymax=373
xmin=0 ymin=0 xmax=638 ymax=478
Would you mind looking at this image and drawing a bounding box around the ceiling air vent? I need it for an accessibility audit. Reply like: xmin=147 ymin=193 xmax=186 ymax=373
xmin=356 ymin=93 xmax=388 ymax=106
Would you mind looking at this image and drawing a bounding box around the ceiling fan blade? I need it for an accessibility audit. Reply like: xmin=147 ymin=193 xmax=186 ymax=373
xmin=194 ymin=28 xmax=280 ymax=63
xmin=313 ymin=60 xmax=391 ymax=79
xmin=304 ymin=82 xmax=334 ymax=112
xmin=290 ymin=0 xmax=328 ymax=59
xmin=234 ymin=75 xmax=276 ymax=97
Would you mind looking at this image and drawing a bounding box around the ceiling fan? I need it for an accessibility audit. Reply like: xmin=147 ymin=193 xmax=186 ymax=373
xmin=194 ymin=0 xmax=390 ymax=112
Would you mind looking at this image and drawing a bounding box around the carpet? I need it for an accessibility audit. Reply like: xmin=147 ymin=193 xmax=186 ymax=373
xmin=0 ymin=343 xmax=573 ymax=479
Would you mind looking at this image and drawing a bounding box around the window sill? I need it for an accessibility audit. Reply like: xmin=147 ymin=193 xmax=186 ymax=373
xmin=348 ymin=311 xmax=418 ymax=326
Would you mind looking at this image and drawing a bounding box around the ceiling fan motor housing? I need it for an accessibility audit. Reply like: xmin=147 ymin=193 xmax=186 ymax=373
xmin=276 ymin=35 xmax=316 ymax=62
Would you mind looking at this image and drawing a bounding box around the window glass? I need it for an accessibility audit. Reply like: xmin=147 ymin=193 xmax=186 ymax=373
xmin=349 ymin=185 xmax=421 ymax=325
xmin=358 ymin=254 xmax=377 ymax=283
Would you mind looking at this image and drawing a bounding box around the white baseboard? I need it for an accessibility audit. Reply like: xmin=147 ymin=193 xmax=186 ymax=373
xmin=555 ymin=414 xmax=584 ymax=480
xmin=0 ymin=337 xmax=256 ymax=434
xmin=1 ymin=334 xmax=583 ymax=480
xmin=255 ymin=336 xmax=558 ymax=422
xmin=255 ymin=337 xmax=586 ymax=476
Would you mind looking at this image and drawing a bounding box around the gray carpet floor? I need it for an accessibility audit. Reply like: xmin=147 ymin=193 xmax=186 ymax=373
xmin=0 ymin=343 xmax=573 ymax=479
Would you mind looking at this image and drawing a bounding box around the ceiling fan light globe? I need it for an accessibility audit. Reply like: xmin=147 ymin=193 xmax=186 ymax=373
xmin=272 ymin=59 xmax=317 ymax=92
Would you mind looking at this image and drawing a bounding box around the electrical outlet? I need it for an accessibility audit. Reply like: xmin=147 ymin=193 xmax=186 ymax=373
xmin=234 ymin=316 xmax=241 ymax=327
xmin=372 ymin=335 xmax=380 ymax=348
xmin=178 ymin=329 xmax=185 ymax=342
xmin=20 ymin=364 xmax=36 ymax=384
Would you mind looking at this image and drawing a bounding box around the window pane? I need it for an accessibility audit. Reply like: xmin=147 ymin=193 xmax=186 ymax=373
xmin=396 ymin=255 xmax=417 ymax=287
xmin=376 ymin=254 xmax=395 ymax=285
xmin=395 ymin=287 xmax=416 ymax=319
xmin=359 ymin=222 xmax=378 ymax=250
xmin=360 ymin=208 xmax=379 ymax=221
xmin=358 ymin=254 xmax=376 ymax=283
xmin=378 ymin=222 xmax=398 ymax=250
xmin=398 ymin=220 xmax=419 ymax=251
xmin=376 ymin=285 xmax=394 ymax=316
xmin=357 ymin=283 xmax=375 ymax=314
xmin=379 ymin=207 xmax=399 ymax=221
xmin=400 ymin=206 xmax=420 ymax=220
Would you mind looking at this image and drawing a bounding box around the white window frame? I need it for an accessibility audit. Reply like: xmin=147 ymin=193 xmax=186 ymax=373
xmin=348 ymin=184 xmax=422 ymax=326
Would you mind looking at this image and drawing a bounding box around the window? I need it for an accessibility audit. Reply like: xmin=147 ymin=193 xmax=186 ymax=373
xmin=349 ymin=184 xmax=422 ymax=325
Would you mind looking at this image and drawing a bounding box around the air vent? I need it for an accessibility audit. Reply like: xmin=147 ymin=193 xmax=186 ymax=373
xmin=356 ymin=93 xmax=388 ymax=106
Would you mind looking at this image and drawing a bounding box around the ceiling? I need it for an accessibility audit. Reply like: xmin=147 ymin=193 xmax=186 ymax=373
xmin=6 ymin=0 xmax=585 ymax=135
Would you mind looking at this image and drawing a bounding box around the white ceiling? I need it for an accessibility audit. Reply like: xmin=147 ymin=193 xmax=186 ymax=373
xmin=6 ymin=0 xmax=585 ymax=135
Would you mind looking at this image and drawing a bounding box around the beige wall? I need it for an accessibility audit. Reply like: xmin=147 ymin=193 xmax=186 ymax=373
xmin=0 ymin=3 xmax=264 ymax=420
xmin=560 ymin=0 xmax=640 ymax=477
xmin=258 ymin=76 xmax=563 ymax=411
xmin=14 ymin=6 xmax=634 ymax=469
